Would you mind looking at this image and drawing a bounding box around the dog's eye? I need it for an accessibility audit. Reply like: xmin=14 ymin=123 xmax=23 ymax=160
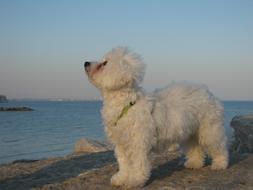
xmin=103 ymin=61 xmax=108 ymax=66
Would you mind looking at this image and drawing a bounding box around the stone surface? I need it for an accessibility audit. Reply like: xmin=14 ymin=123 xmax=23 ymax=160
xmin=74 ymin=138 xmax=113 ymax=154
xmin=0 ymin=151 xmax=252 ymax=190
xmin=231 ymin=115 xmax=253 ymax=153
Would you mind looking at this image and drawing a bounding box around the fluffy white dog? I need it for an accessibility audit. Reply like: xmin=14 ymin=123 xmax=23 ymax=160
xmin=84 ymin=47 xmax=228 ymax=188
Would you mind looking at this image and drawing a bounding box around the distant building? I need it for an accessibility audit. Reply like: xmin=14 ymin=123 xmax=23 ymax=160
xmin=0 ymin=95 xmax=8 ymax=103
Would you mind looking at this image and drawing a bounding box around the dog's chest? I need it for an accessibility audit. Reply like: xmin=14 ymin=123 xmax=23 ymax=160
xmin=102 ymin=105 xmax=122 ymax=127
xmin=102 ymin=105 xmax=133 ymax=144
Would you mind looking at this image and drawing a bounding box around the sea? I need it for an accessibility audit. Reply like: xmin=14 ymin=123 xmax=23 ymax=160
xmin=0 ymin=100 xmax=253 ymax=165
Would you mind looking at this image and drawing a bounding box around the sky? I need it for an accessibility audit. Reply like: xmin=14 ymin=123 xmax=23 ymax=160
xmin=0 ymin=0 xmax=252 ymax=100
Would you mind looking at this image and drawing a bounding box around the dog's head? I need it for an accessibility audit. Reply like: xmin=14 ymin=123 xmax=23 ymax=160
xmin=84 ymin=47 xmax=145 ymax=91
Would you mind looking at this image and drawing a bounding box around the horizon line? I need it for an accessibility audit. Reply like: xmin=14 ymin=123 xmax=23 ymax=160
xmin=4 ymin=98 xmax=253 ymax=102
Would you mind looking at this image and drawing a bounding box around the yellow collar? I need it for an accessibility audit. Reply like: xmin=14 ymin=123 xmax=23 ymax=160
xmin=114 ymin=101 xmax=136 ymax=126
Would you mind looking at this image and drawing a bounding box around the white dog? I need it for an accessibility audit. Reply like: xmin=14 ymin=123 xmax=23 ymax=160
xmin=84 ymin=47 xmax=228 ymax=188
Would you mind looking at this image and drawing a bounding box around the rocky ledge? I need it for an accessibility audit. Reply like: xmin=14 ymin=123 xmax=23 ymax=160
xmin=0 ymin=95 xmax=7 ymax=103
xmin=231 ymin=115 xmax=253 ymax=154
xmin=0 ymin=107 xmax=33 ymax=112
xmin=0 ymin=116 xmax=253 ymax=190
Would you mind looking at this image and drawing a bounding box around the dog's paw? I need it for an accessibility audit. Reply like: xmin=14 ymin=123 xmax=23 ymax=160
xmin=211 ymin=156 xmax=228 ymax=170
xmin=184 ymin=159 xmax=204 ymax=169
xmin=124 ymin=174 xmax=148 ymax=188
xmin=110 ymin=172 xmax=127 ymax=187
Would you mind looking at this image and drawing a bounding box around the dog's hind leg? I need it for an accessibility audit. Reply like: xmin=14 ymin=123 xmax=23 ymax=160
xmin=183 ymin=136 xmax=205 ymax=169
xmin=198 ymin=121 xmax=228 ymax=170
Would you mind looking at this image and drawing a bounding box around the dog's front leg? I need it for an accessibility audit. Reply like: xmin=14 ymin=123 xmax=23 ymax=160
xmin=111 ymin=146 xmax=130 ymax=186
xmin=125 ymin=145 xmax=151 ymax=188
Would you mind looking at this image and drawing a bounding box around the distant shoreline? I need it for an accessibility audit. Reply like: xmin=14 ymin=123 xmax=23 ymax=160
xmin=4 ymin=99 xmax=103 ymax=102
xmin=0 ymin=107 xmax=33 ymax=112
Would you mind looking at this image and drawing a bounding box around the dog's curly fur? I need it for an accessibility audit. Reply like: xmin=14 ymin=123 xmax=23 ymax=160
xmin=84 ymin=47 xmax=228 ymax=188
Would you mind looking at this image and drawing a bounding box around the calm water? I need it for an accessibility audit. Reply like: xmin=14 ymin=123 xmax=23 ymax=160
xmin=0 ymin=100 xmax=253 ymax=164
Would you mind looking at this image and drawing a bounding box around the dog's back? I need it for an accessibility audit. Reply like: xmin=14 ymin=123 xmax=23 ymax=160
xmin=151 ymin=83 xmax=224 ymax=144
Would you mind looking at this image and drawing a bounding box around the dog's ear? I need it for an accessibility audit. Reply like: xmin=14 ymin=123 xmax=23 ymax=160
xmin=104 ymin=47 xmax=146 ymax=85
xmin=117 ymin=47 xmax=146 ymax=84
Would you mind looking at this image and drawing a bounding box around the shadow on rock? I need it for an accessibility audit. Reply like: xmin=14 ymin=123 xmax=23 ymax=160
xmin=146 ymin=156 xmax=184 ymax=186
xmin=0 ymin=151 xmax=115 ymax=190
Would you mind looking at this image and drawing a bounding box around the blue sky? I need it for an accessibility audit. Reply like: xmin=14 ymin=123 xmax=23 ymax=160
xmin=0 ymin=0 xmax=252 ymax=100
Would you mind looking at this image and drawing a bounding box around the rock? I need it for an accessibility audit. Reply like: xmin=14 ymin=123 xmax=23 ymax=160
xmin=74 ymin=138 xmax=113 ymax=154
xmin=230 ymin=115 xmax=253 ymax=153
xmin=0 ymin=95 xmax=7 ymax=103
xmin=0 ymin=150 xmax=252 ymax=190
xmin=0 ymin=107 xmax=33 ymax=112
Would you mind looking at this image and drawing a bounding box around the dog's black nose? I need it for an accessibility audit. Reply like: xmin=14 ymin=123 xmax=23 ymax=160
xmin=84 ymin=61 xmax=90 ymax=68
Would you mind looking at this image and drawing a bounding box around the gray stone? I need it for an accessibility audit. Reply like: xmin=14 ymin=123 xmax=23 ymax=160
xmin=74 ymin=138 xmax=113 ymax=154
xmin=230 ymin=115 xmax=253 ymax=153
